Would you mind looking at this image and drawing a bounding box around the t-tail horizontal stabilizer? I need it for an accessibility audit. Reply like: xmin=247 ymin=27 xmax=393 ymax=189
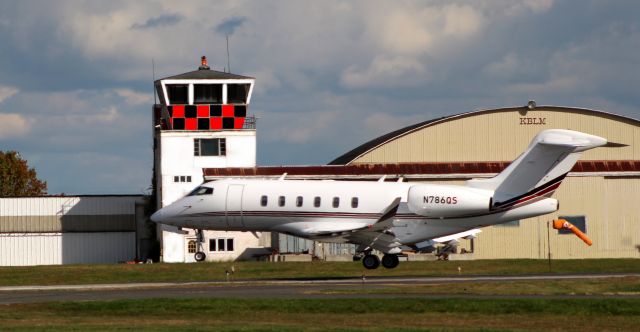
xmin=467 ymin=129 xmax=608 ymax=208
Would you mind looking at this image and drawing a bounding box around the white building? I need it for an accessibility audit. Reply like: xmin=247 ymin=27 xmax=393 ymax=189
xmin=153 ymin=57 xmax=270 ymax=263
xmin=0 ymin=195 xmax=146 ymax=266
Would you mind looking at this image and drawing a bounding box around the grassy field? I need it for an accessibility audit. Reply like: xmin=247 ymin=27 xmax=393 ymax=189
xmin=1 ymin=259 xmax=639 ymax=286
xmin=2 ymin=260 xmax=640 ymax=331
xmin=1 ymin=297 xmax=639 ymax=331
xmin=310 ymin=276 xmax=640 ymax=296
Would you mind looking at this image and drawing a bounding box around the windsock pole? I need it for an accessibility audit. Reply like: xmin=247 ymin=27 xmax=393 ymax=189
xmin=553 ymin=219 xmax=593 ymax=246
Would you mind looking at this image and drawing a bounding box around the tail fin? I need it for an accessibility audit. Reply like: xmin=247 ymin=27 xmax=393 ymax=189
xmin=467 ymin=129 xmax=607 ymax=208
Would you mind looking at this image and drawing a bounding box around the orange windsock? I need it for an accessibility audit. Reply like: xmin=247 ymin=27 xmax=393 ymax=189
xmin=553 ymin=219 xmax=593 ymax=246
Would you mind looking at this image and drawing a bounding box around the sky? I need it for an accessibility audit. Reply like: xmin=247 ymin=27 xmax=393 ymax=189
xmin=0 ymin=0 xmax=639 ymax=194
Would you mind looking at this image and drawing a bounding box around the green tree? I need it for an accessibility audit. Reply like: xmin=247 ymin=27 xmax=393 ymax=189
xmin=0 ymin=151 xmax=47 ymax=196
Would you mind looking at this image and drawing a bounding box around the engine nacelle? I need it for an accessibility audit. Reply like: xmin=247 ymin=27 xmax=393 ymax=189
xmin=407 ymin=184 xmax=493 ymax=218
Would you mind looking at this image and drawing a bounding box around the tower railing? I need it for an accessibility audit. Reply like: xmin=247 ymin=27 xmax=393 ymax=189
xmin=243 ymin=115 xmax=257 ymax=129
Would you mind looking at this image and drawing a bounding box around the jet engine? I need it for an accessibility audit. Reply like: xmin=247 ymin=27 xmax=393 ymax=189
xmin=407 ymin=184 xmax=493 ymax=218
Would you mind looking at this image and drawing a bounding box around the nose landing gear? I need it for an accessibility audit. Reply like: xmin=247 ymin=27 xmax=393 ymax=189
xmin=194 ymin=229 xmax=206 ymax=262
xmin=194 ymin=251 xmax=206 ymax=262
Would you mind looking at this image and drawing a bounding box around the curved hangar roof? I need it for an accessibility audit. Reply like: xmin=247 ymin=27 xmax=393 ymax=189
xmin=330 ymin=106 xmax=640 ymax=165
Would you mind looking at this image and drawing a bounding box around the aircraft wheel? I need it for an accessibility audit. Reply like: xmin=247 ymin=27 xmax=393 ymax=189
xmin=362 ymin=254 xmax=380 ymax=269
xmin=194 ymin=251 xmax=206 ymax=262
xmin=381 ymin=254 xmax=399 ymax=269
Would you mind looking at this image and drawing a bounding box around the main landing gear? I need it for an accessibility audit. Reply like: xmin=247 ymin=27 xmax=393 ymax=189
xmin=361 ymin=253 xmax=400 ymax=269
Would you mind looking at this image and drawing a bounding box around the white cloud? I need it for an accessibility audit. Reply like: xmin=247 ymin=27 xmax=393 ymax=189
xmin=247 ymin=68 xmax=281 ymax=95
xmin=442 ymin=4 xmax=484 ymax=38
xmin=374 ymin=9 xmax=434 ymax=56
xmin=366 ymin=4 xmax=484 ymax=57
xmin=93 ymin=106 xmax=121 ymax=123
xmin=341 ymin=55 xmax=427 ymax=88
xmin=506 ymin=76 xmax=581 ymax=95
xmin=264 ymin=110 xmax=341 ymax=144
xmin=483 ymin=53 xmax=521 ymax=78
xmin=484 ymin=0 xmax=555 ymax=17
xmin=0 ymin=113 xmax=31 ymax=139
xmin=0 ymin=86 xmax=19 ymax=103
xmin=114 ymin=89 xmax=151 ymax=105
xmin=2 ymin=0 xmax=639 ymax=193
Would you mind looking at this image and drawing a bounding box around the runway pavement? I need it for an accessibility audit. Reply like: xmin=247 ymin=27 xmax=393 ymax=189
xmin=1 ymin=273 xmax=639 ymax=304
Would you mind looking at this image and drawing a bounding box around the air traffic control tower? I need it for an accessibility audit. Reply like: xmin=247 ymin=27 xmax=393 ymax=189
xmin=153 ymin=57 xmax=265 ymax=263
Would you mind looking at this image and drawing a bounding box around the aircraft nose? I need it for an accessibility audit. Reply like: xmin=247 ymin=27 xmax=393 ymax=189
xmin=150 ymin=209 xmax=164 ymax=223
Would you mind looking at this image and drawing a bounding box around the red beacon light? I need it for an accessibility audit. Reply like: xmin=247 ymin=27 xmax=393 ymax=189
xmin=199 ymin=56 xmax=210 ymax=70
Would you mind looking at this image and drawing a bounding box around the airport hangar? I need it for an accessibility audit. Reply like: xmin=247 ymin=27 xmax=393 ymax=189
xmin=206 ymin=105 xmax=640 ymax=260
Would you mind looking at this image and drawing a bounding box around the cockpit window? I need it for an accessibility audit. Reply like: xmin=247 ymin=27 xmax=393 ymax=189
xmin=187 ymin=186 xmax=214 ymax=196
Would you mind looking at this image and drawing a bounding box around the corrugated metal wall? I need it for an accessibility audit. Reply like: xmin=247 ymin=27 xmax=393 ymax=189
xmin=0 ymin=232 xmax=135 ymax=266
xmin=472 ymin=177 xmax=640 ymax=259
xmin=0 ymin=196 xmax=144 ymax=265
xmin=0 ymin=196 xmax=142 ymax=233
xmin=0 ymin=215 xmax=136 ymax=233
xmin=353 ymin=108 xmax=640 ymax=164
xmin=0 ymin=196 xmax=140 ymax=216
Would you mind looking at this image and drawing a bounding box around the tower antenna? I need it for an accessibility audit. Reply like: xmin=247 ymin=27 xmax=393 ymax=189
xmin=226 ymin=34 xmax=231 ymax=73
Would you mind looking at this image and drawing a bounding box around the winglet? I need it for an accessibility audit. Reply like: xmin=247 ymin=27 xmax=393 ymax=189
xmin=278 ymin=173 xmax=287 ymax=180
xmin=369 ymin=197 xmax=401 ymax=231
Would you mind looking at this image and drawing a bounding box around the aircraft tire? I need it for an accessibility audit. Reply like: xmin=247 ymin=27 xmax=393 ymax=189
xmin=381 ymin=254 xmax=399 ymax=269
xmin=362 ymin=254 xmax=380 ymax=269
xmin=194 ymin=251 xmax=206 ymax=262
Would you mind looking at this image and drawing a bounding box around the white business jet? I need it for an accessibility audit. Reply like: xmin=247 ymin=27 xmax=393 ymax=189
xmin=152 ymin=129 xmax=610 ymax=269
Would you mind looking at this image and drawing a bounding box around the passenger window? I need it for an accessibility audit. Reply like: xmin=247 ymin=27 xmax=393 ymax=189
xmin=278 ymin=196 xmax=285 ymax=207
xmin=314 ymin=197 xmax=321 ymax=208
xmin=260 ymin=195 xmax=268 ymax=207
xmin=296 ymin=196 xmax=303 ymax=207
xmin=351 ymin=197 xmax=359 ymax=208
xmin=332 ymin=197 xmax=339 ymax=208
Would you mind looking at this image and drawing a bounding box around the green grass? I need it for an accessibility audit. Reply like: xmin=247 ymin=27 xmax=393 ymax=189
xmin=310 ymin=276 xmax=640 ymax=296
xmin=1 ymin=298 xmax=639 ymax=331
xmin=1 ymin=259 xmax=639 ymax=286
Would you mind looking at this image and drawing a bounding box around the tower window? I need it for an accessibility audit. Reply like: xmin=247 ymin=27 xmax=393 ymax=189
xmin=167 ymin=84 xmax=188 ymax=104
xmin=226 ymin=84 xmax=250 ymax=104
xmin=194 ymin=138 xmax=226 ymax=156
xmin=174 ymin=176 xmax=192 ymax=183
xmin=194 ymin=84 xmax=223 ymax=104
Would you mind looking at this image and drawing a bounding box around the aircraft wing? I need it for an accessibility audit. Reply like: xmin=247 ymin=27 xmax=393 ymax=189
xmin=431 ymin=229 xmax=481 ymax=243
xmin=310 ymin=197 xmax=404 ymax=253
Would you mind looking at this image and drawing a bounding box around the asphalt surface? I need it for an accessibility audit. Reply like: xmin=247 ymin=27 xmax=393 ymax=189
xmin=1 ymin=273 xmax=639 ymax=304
